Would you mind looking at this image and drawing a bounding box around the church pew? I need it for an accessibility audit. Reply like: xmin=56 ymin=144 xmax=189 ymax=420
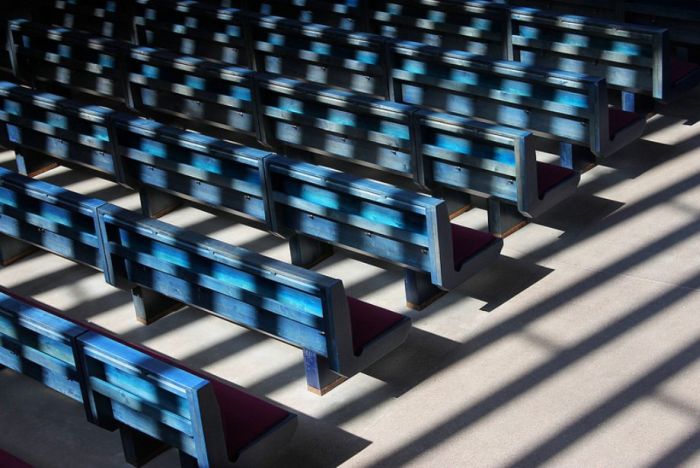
xmin=390 ymin=41 xmax=646 ymax=167
xmin=95 ymin=203 xmax=411 ymax=393
xmin=0 ymin=288 xmax=297 ymax=466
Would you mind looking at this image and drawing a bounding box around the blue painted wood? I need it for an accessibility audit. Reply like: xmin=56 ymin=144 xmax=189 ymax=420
xmin=0 ymin=82 xmax=124 ymax=179
xmin=510 ymin=7 xmax=700 ymax=102
xmin=250 ymin=15 xmax=391 ymax=98
xmin=95 ymin=202 xmax=410 ymax=381
xmin=265 ymin=155 xmax=502 ymax=292
xmin=111 ymin=114 xmax=274 ymax=224
xmin=0 ymin=166 xmax=109 ymax=270
xmin=126 ymin=46 xmax=260 ymax=144
xmin=369 ymin=0 xmax=511 ymax=58
xmin=28 ymin=0 xmax=136 ymax=41
xmin=7 ymin=19 xmax=129 ymax=104
xmin=390 ymin=41 xmax=645 ymax=158
xmin=0 ymin=290 xmax=88 ymax=402
xmin=77 ymin=331 xmax=231 ymax=466
xmin=133 ymin=0 xmax=252 ymax=66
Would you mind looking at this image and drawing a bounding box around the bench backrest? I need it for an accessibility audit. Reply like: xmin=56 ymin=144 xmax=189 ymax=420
xmin=251 ymin=15 xmax=390 ymax=98
xmin=28 ymin=0 xmax=135 ymax=40
xmin=0 ymin=290 xmax=88 ymax=401
xmin=266 ymin=155 xmax=459 ymax=286
xmin=625 ymin=0 xmax=700 ymax=49
xmin=258 ymin=76 xmax=417 ymax=178
xmin=370 ymin=0 xmax=510 ymax=58
xmin=77 ymin=331 xmax=231 ymax=466
xmin=390 ymin=41 xmax=608 ymax=153
xmin=8 ymin=19 xmax=127 ymax=103
xmin=127 ymin=46 xmax=259 ymax=142
xmin=112 ymin=114 xmax=273 ymax=223
xmin=511 ymin=8 xmax=670 ymax=99
xmin=95 ymin=203 xmax=357 ymax=374
xmin=254 ymin=0 xmax=365 ymax=31
xmin=505 ymin=0 xmax=623 ymax=19
xmin=0 ymin=82 xmax=121 ymax=176
xmin=416 ymin=111 xmax=539 ymax=214
xmin=0 ymin=167 xmax=107 ymax=269
xmin=133 ymin=0 xmax=251 ymax=66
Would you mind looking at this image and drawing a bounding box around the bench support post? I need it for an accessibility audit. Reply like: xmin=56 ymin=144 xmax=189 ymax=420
xmin=131 ymin=286 xmax=183 ymax=325
xmin=433 ymin=187 xmax=472 ymax=220
xmin=487 ymin=199 xmax=527 ymax=238
xmin=139 ymin=187 xmax=182 ymax=218
xmin=559 ymin=142 xmax=596 ymax=171
xmin=289 ymin=234 xmax=334 ymax=269
xmin=0 ymin=234 xmax=36 ymax=266
xmin=404 ymin=269 xmax=445 ymax=310
xmin=303 ymin=350 xmax=346 ymax=395
xmin=119 ymin=426 xmax=170 ymax=467
xmin=15 ymin=149 xmax=58 ymax=177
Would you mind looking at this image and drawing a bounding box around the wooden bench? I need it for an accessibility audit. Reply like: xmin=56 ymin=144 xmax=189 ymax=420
xmin=0 ymin=289 xmax=89 ymax=402
xmin=95 ymin=202 xmax=411 ymax=393
xmin=7 ymin=19 xmax=128 ymax=105
xmin=126 ymin=46 xmax=260 ymax=145
xmin=0 ymin=166 xmax=108 ymax=268
xmin=390 ymin=41 xmax=646 ymax=168
xmin=369 ymin=0 xmax=510 ymax=58
xmin=416 ymin=111 xmax=580 ymax=234
xmin=0 ymin=81 xmax=123 ymax=178
xmin=510 ymin=7 xmax=700 ymax=111
xmin=28 ymin=0 xmax=135 ymax=41
xmin=624 ymin=0 xmax=700 ymax=63
xmin=250 ymin=14 xmax=391 ymax=98
xmin=77 ymin=330 xmax=296 ymax=466
xmin=0 ymin=287 xmax=297 ymax=466
xmin=0 ymin=5 xmax=30 ymax=79
xmin=133 ymin=0 xmax=252 ymax=65
xmin=112 ymin=114 xmax=273 ymax=221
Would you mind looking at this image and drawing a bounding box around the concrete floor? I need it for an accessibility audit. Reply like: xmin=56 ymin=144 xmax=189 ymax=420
xmin=1 ymin=94 xmax=700 ymax=468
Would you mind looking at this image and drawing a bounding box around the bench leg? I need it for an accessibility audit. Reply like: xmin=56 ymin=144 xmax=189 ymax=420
xmin=433 ymin=187 xmax=472 ymax=220
xmin=487 ymin=199 xmax=527 ymax=238
xmin=15 ymin=150 xmax=58 ymax=177
xmin=0 ymin=234 xmax=36 ymax=266
xmin=303 ymin=350 xmax=346 ymax=395
xmin=289 ymin=234 xmax=334 ymax=269
xmin=119 ymin=426 xmax=170 ymax=467
xmin=559 ymin=142 xmax=596 ymax=171
xmin=139 ymin=187 xmax=182 ymax=218
xmin=131 ymin=286 xmax=183 ymax=325
xmin=404 ymin=269 xmax=446 ymax=310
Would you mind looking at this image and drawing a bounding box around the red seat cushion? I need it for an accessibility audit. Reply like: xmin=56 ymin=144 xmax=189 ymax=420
xmin=671 ymin=59 xmax=700 ymax=84
xmin=450 ymin=223 xmax=498 ymax=270
xmin=609 ymin=108 xmax=644 ymax=140
xmin=0 ymin=287 xmax=290 ymax=462
xmin=537 ymin=162 xmax=575 ymax=198
xmin=347 ymin=296 xmax=404 ymax=355
xmin=0 ymin=449 xmax=31 ymax=468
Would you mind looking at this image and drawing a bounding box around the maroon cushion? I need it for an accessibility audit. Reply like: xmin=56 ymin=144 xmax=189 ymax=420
xmin=347 ymin=296 xmax=404 ymax=355
xmin=0 ymin=287 xmax=290 ymax=462
xmin=450 ymin=223 xmax=497 ymax=270
xmin=0 ymin=450 xmax=31 ymax=468
xmin=537 ymin=162 xmax=575 ymax=199
xmin=609 ymin=108 xmax=644 ymax=140
xmin=671 ymin=59 xmax=700 ymax=84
